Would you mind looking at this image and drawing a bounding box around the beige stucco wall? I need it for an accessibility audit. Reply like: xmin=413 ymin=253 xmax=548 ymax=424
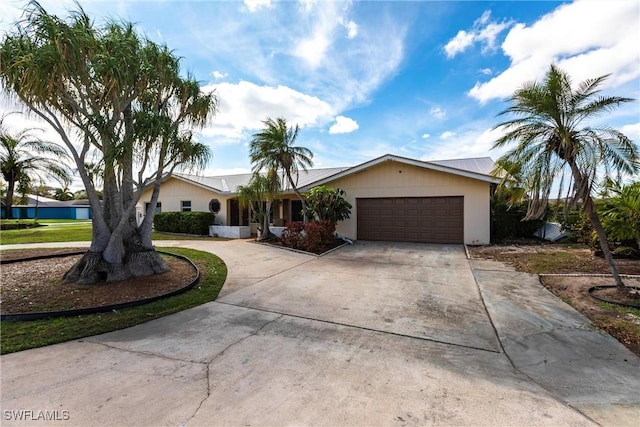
xmin=139 ymin=178 xmax=231 ymax=225
xmin=324 ymin=161 xmax=492 ymax=245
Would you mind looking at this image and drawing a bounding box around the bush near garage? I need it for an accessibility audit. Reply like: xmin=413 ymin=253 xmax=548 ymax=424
xmin=153 ymin=212 xmax=214 ymax=235
xmin=280 ymin=220 xmax=337 ymax=253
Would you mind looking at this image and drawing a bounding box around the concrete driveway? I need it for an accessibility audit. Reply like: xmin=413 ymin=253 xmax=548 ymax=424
xmin=1 ymin=240 xmax=639 ymax=426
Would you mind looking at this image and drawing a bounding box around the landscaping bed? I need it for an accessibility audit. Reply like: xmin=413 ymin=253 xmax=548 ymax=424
xmin=1 ymin=249 xmax=196 ymax=315
xmin=468 ymin=243 xmax=640 ymax=356
xmin=0 ymin=247 xmax=227 ymax=354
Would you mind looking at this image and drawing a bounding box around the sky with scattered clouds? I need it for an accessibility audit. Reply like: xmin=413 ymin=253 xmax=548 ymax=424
xmin=1 ymin=0 xmax=638 ymax=185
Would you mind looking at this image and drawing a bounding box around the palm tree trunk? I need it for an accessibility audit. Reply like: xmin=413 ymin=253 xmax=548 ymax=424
xmin=566 ymin=159 xmax=625 ymax=288
xmin=583 ymin=195 xmax=625 ymax=288
xmin=286 ymin=171 xmax=308 ymax=224
xmin=5 ymin=178 xmax=15 ymax=219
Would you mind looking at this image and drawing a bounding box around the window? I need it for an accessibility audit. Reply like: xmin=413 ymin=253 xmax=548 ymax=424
xmin=181 ymin=200 xmax=192 ymax=212
xmin=145 ymin=202 xmax=162 ymax=214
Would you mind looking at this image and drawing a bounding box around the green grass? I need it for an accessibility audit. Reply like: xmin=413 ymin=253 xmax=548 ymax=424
xmin=596 ymin=302 xmax=640 ymax=316
xmin=526 ymin=251 xmax=578 ymax=274
xmin=0 ymin=222 xmax=222 ymax=245
xmin=0 ymin=247 xmax=227 ymax=354
xmin=1 ymin=219 xmax=90 ymax=224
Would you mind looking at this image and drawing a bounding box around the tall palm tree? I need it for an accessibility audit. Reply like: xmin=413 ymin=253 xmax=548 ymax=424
xmin=493 ymin=65 xmax=639 ymax=289
xmin=250 ymin=117 xmax=314 ymax=223
xmin=0 ymin=115 xmax=69 ymax=218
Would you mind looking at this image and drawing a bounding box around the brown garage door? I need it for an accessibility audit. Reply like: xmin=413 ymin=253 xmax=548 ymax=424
xmin=357 ymin=196 xmax=463 ymax=244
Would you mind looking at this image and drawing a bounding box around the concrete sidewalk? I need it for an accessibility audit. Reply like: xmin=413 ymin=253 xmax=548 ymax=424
xmin=1 ymin=240 xmax=639 ymax=426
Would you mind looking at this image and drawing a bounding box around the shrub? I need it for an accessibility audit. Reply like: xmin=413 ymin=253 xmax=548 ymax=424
xmin=280 ymin=221 xmax=305 ymax=250
xmin=153 ymin=212 xmax=214 ymax=235
xmin=280 ymin=220 xmax=337 ymax=253
xmin=304 ymin=186 xmax=352 ymax=223
xmin=302 ymin=220 xmax=336 ymax=253
xmin=491 ymin=201 xmax=544 ymax=241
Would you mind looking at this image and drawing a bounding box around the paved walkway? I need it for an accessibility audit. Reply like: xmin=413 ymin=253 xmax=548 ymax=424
xmin=1 ymin=240 xmax=638 ymax=426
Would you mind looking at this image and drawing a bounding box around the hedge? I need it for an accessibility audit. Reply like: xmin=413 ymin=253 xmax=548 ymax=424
xmin=153 ymin=212 xmax=214 ymax=235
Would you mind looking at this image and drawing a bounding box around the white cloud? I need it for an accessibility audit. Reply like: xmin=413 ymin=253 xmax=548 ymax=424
xmin=439 ymin=131 xmax=456 ymax=140
xmin=480 ymin=68 xmax=493 ymax=76
xmin=295 ymin=30 xmax=332 ymax=69
xmin=200 ymin=80 xmax=333 ymax=140
xmin=423 ymin=125 xmax=507 ymax=161
xmin=212 ymin=71 xmax=228 ymax=81
xmin=244 ymin=0 xmax=271 ymax=13
xmin=444 ymin=30 xmax=475 ymax=58
xmin=469 ymin=0 xmax=640 ymax=103
xmin=421 ymin=133 xmax=430 ymax=139
xmin=430 ymin=107 xmax=446 ymax=119
xmin=329 ymin=116 xmax=359 ymax=134
xmin=444 ymin=10 xmax=511 ymax=59
xmin=620 ymin=123 xmax=640 ymax=142
xmin=344 ymin=20 xmax=358 ymax=39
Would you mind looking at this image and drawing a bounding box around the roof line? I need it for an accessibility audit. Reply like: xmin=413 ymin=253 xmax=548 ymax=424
xmin=300 ymin=153 xmax=499 ymax=189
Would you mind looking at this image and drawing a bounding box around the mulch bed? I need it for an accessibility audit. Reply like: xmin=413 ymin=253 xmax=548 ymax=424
xmin=1 ymin=249 xmax=197 ymax=315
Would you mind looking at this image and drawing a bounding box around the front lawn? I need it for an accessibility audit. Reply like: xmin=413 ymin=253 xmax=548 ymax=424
xmin=0 ymin=222 xmax=220 ymax=245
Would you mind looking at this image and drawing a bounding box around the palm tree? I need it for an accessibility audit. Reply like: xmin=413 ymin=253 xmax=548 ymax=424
xmin=237 ymin=170 xmax=281 ymax=241
xmin=250 ymin=117 xmax=314 ymax=223
xmin=493 ymin=64 xmax=639 ymax=289
xmin=0 ymin=115 xmax=69 ymax=218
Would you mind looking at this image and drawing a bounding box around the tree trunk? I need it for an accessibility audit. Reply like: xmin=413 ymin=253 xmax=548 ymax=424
xmin=583 ymin=195 xmax=625 ymax=288
xmin=566 ymin=158 xmax=625 ymax=288
xmin=286 ymin=171 xmax=308 ymax=224
xmin=257 ymin=201 xmax=275 ymax=241
xmin=63 ymin=247 xmax=168 ymax=285
xmin=5 ymin=176 xmax=15 ymax=219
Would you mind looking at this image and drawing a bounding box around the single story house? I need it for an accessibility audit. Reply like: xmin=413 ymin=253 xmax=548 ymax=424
xmin=139 ymin=154 xmax=500 ymax=245
xmin=1 ymin=195 xmax=92 ymax=220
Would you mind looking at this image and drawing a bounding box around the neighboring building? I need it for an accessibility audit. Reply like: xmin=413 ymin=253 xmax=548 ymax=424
xmin=139 ymin=154 xmax=500 ymax=245
xmin=1 ymin=195 xmax=92 ymax=220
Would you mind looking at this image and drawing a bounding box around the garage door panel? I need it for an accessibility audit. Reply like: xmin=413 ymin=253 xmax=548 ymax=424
xmin=357 ymin=196 xmax=463 ymax=244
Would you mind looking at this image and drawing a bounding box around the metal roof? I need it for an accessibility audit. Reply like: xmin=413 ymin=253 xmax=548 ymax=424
xmin=429 ymin=157 xmax=495 ymax=176
xmin=170 ymin=154 xmax=498 ymax=195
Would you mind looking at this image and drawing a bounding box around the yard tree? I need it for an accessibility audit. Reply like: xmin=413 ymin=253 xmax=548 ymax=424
xmin=0 ymin=2 xmax=217 ymax=284
xmin=0 ymin=114 xmax=69 ymax=218
xmin=250 ymin=117 xmax=314 ymax=223
xmin=236 ymin=170 xmax=281 ymax=241
xmin=303 ymin=186 xmax=352 ymax=224
xmin=599 ymin=180 xmax=640 ymax=250
xmin=493 ymin=64 xmax=639 ymax=289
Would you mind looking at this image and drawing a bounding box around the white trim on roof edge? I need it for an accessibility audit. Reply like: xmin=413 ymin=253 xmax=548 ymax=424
xmin=299 ymin=153 xmax=500 ymax=190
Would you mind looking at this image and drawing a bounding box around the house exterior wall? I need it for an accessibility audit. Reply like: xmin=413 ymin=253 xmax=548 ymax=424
xmin=139 ymin=177 xmax=231 ymax=225
xmin=2 ymin=206 xmax=92 ymax=220
xmin=323 ymin=161 xmax=491 ymax=245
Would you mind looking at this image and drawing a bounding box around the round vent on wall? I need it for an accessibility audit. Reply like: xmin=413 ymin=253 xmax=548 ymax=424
xmin=209 ymin=199 xmax=221 ymax=214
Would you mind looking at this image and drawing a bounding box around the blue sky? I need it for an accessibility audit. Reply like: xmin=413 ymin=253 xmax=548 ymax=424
xmin=1 ymin=0 xmax=639 ymax=185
